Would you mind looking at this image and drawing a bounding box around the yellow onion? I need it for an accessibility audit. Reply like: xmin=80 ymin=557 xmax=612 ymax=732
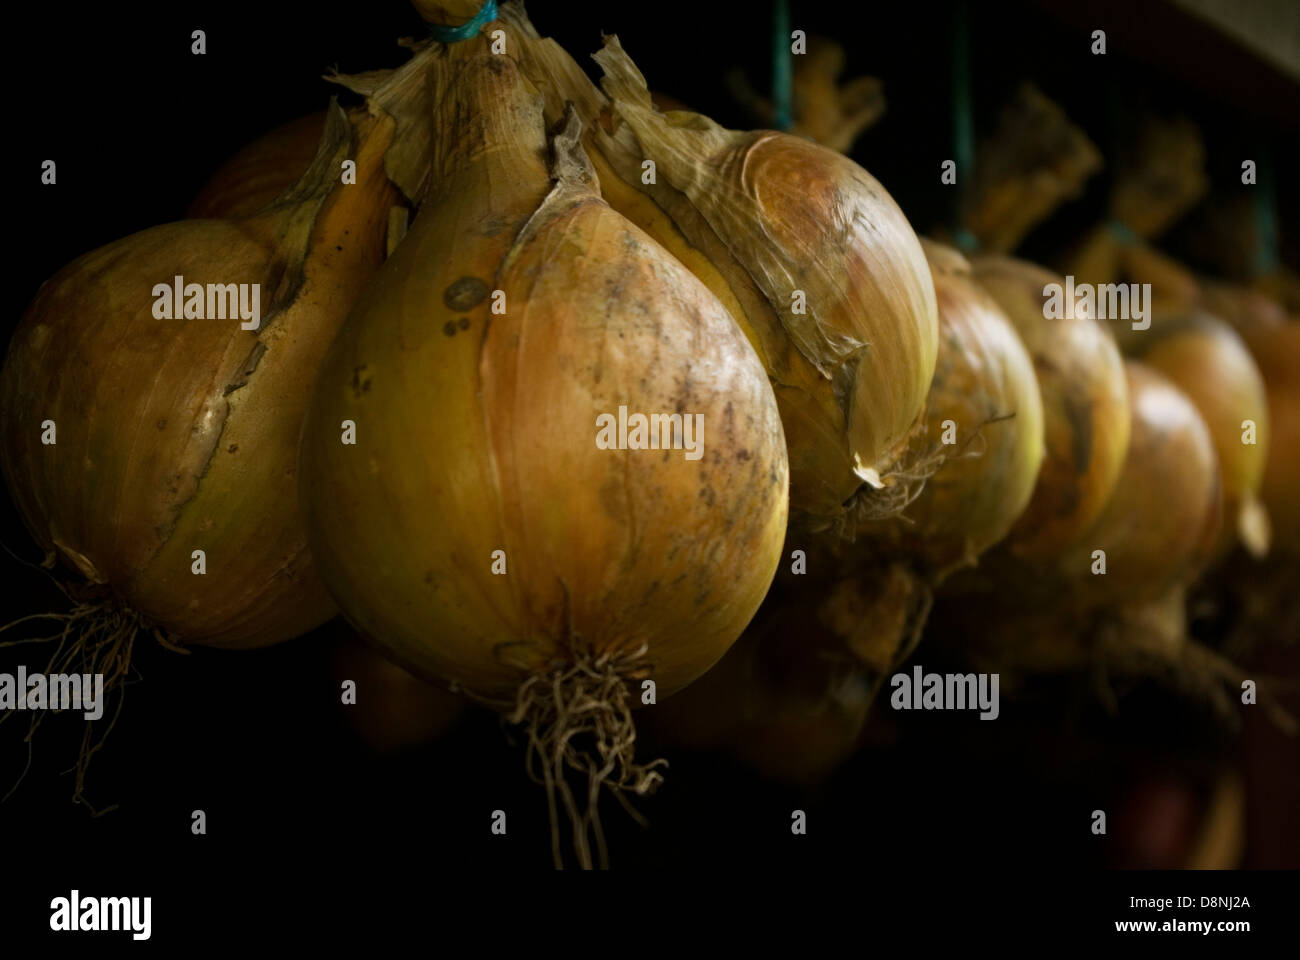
xmin=649 ymin=597 xmax=869 ymax=785
xmin=1240 ymin=324 xmax=1300 ymax=555
xmin=1133 ymin=313 xmax=1270 ymax=556
xmin=862 ymin=241 xmax=1044 ymax=576
xmin=1055 ymin=362 xmax=1221 ymax=608
xmin=331 ymin=623 xmax=464 ymax=753
xmin=1 ymin=105 xmax=395 ymax=649
xmin=0 ymin=106 xmax=398 ymax=805
xmin=970 ymin=255 xmax=1130 ymax=558
xmin=1200 ymin=281 xmax=1287 ymax=337
xmin=500 ymin=9 xmax=937 ymax=533
xmin=301 ymin=47 xmax=787 ymax=867
xmin=187 ymin=112 xmax=328 ymax=220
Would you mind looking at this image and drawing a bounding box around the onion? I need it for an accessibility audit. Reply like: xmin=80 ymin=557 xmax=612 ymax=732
xmin=0 ymin=106 xmax=398 ymax=802
xmin=864 ymin=241 xmax=1044 ymax=575
xmin=1133 ymin=313 xmax=1270 ymax=556
xmin=1200 ymin=281 xmax=1287 ymax=337
xmin=187 ymin=112 xmax=327 ymax=219
xmin=500 ymin=9 xmax=937 ymax=533
xmin=808 ymin=243 xmax=1044 ymax=684
xmin=300 ymin=48 xmax=788 ymax=868
xmin=650 ymin=597 xmax=869 ymax=785
xmin=1240 ymin=323 xmax=1300 ymax=555
xmin=1055 ymin=362 xmax=1221 ymax=608
xmin=970 ymin=255 xmax=1130 ymax=558
xmin=331 ymin=623 xmax=464 ymax=753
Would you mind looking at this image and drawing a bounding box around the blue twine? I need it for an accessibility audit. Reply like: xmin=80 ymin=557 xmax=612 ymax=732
xmin=772 ymin=0 xmax=793 ymax=131
xmin=951 ymin=0 xmax=976 ymax=252
xmin=1106 ymin=220 xmax=1138 ymax=246
xmin=1253 ymin=148 xmax=1280 ymax=276
xmin=953 ymin=227 xmax=979 ymax=254
xmin=430 ymin=0 xmax=498 ymax=43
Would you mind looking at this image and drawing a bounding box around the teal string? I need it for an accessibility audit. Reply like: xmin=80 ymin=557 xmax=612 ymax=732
xmin=1253 ymin=148 xmax=1280 ymax=277
xmin=772 ymin=0 xmax=793 ymax=131
xmin=951 ymin=0 xmax=976 ymax=252
xmin=430 ymin=0 xmax=498 ymax=43
xmin=1106 ymin=220 xmax=1138 ymax=246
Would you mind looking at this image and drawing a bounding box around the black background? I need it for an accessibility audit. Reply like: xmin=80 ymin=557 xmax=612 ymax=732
xmin=1 ymin=0 xmax=1297 ymax=940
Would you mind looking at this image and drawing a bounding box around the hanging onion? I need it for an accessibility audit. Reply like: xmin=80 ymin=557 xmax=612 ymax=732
xmin=500 ymin=7 xmax=937 ymax=533
xmin=1055 ymin=361 xmax=1222 ymax=608
xmin=188 ymin=112 xmax=328 ymax=220
xmin=952 ymin=365 xmax=1221 ymax=687
xmin=1240 ymin=323 xmax=1300 ymax=555
xmin=1132 ymin=312 xmax=1270 ymax=557
xmin=863 ymin=241 xmax=1044 ymax=575
xmin=970 ymin=255 xmax=1130 ymax=559
xmin=649 ymin=596 xmax=870 ymax=785
xmin=2 ymin=104 xmax=396 ymax=646
xmin=0 ymin=105 xmax=398 ymax=802
xmin=331 ymin=623 xmax=465 ymax=753
xmin=807 ymin=242 xmax=1045 ymax=687
xmin=301 ymin=47 xmax=788 ymax=868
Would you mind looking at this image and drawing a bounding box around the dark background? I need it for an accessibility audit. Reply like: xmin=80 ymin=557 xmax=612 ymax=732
xmin=1 ymin=0 xmax=1297 ymax=921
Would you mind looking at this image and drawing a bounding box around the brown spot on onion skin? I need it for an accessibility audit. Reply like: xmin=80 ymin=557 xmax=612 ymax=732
xmin=443 ymin=321 xmax=458 ymax=337
xmin=443 ymin=276 xmax=489 ymax=312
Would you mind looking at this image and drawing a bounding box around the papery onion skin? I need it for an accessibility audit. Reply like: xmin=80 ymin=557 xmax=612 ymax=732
xmin=187 ymin=112 xmax=328 ymax=220
xmin=0 ymin=107 xmax=395 ymax=647
xmin=301 ymin=52 xmax=788 ymax=703
xmin=863 ymin=241 xmax=1044 ymax=575
xmin=1135 ymin=312 xmax=1270 ymax=555
xmin=971 ymin=255 xmax=1130 ymax=559
xmin=1056 ymin=362 xmax=1222 ymax=608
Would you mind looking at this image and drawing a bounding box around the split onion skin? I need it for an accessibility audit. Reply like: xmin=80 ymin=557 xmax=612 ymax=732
xmin=970 ymin=255 xmax=1130 ymax=559
xmin=187 ymin=112 xmax=328 ymax=220
xmin=1133 ymin=312 xmax=1270 ymax=556
xmin=1056 ymin=361 xmax=1222 ymax=608
xmin=0 ymin=107 xmax=395 ymax=647
xmin=301 ymin=51 xmax=788 ymax=703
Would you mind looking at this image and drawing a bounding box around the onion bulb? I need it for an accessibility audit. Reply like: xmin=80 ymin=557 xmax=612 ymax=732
xmin=0 ymin=105 xmax=398 ymax=802
xmin=1240 ymin=323 xmax=1300 ymax=555
xmin=301 ymin=47 xmax=788 ymax=867
xmin=188 ymin=112 xmax=328 ymax=220
xmin=863 ymin=241 xmax=1044 ymax=576
xmin=1200 ymin=281 xmax=1287 ymax=337
xmin=1132 ymin=313 xmax=1270 ymax=556
xmin=1056 ymin=362 xmax=1221 ymax=608
xmin=649 ymin=597 xmax=869 ymax=785
xmin=970 ymin=255 xmax=1130 ymax=558
xmin=331 ymin=623 xmax=464 ymax=753
xmin=499 ymin=8 xmax=937 ymax=533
